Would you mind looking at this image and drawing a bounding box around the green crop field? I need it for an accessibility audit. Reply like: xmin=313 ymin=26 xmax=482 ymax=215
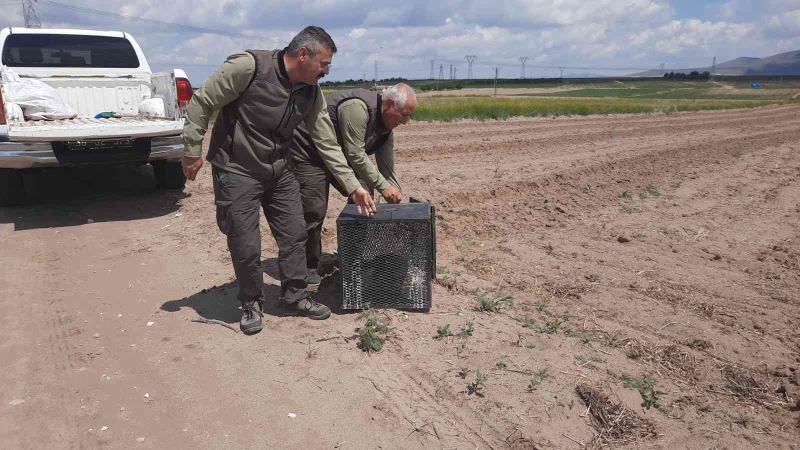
xmin=412 ymin=96 xmax=797 ymax=122
xmin=518 ymin=86 xmax=796 ymax=100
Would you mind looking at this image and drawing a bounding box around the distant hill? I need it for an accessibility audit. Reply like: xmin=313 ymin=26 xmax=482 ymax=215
xmin=633 ymin=49 xmax=800 ymax=76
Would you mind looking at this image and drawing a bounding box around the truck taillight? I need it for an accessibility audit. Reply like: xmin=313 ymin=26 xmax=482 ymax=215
xmin=176 ymin=78 xmax=193 ymax=103
xmin=0 ymin=86 xmax=6 ymax=125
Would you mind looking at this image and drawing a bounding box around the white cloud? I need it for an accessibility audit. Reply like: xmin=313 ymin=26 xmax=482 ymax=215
xmin=0 ymin=0 xmax=797 ymax=81
xmin=765 ymin=9 xmax=800 ymax=38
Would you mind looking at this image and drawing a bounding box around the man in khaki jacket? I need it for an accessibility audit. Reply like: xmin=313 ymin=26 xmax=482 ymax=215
xmin=291 ymin=84 xmax=416 ymax=285
xmin=180 ymin=26 xmax=375 ymax=334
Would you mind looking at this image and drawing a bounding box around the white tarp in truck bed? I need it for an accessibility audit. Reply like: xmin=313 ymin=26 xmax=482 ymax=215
xmin=7 ymin=116 xmax=184 ymax=141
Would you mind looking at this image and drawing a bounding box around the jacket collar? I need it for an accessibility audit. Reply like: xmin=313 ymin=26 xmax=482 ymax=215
xmin=275 ymin=48 xmax=292 ymax=89
xmin=375 ymin=93 xmax=388 ymax=133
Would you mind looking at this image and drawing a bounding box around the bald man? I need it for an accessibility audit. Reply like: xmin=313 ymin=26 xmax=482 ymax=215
xmin=291 ymin=83 xmax=417 ymax=286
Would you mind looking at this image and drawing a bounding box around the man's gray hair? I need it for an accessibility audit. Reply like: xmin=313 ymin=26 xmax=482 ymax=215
xmin=382 ymin=83 xmax=417 ymax=109
xmin=286 ymin=26 xmax=337 ymax=56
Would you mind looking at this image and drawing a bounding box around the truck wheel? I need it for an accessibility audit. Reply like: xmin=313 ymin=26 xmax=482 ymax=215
xmin=152 ymin=160 xmax=186 ymax=189
xmin=0 ymin=169 xmax=27 ymax=206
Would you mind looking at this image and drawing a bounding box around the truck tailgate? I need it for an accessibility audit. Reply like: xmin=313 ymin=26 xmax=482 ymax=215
xmin=7 ymin=117 xmax=184 ymax=141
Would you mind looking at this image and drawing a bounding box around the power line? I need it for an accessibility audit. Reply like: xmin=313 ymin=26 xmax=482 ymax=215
xmin=465 ymin=55 xmax=476 ymax=80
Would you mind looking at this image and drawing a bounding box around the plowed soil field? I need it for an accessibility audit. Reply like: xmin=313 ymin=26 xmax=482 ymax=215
xmin=2 ymin=105 xmax=799 ymax=449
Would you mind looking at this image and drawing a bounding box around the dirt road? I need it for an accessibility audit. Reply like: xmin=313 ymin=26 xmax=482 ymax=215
xmin=2 ymin=105 xmax=799 ymax=449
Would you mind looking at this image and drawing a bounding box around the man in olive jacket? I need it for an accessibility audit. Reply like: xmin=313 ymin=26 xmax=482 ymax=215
xmin=291 ymin=83 xmax=417 ymax=285
xmin=180 ymin=26 xmax=375 ymax=335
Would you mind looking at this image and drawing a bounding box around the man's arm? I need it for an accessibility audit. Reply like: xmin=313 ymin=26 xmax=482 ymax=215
xmin=374 ymin=134 xmax=400 ymax=192
xmin=304 ymin=95 xmax=362 ymax=195
xmin=181 ymin=53 xmax=254 ymax=179
xmin=305 ymin=91 xmax=375 ymax=214
xmin=337 ymin=100 xmax=392 ymax=193
xmin=182 ymin=53 xmax=254 ymax=156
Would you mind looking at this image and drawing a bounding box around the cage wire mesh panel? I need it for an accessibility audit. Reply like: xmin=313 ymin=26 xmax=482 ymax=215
xmin=337 ymin=202 xmax=435 ymax=310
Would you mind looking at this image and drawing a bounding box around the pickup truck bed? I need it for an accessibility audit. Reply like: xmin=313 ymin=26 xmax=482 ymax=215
xmin=8 ymin=116 xmax=184 ymax=141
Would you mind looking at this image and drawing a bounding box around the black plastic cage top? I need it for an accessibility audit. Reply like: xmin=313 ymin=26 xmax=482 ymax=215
xmin=337 ymin=201 xmax=436 ymax=310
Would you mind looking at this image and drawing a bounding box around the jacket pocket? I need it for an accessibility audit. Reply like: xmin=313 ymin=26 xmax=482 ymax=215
xmin=212 ymin=169 xmax=234 ymax=235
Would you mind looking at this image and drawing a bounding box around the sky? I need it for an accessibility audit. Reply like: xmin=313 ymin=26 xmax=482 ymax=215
xmin=1 ymin=0 xmax=798 ymax=83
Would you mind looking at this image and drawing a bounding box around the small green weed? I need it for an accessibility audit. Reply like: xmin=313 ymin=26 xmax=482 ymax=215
xmin=640 ymin=185 xmax=661 ymax=199
xmin=495 ymin=361 xmax=507 ymax=370
xmin=620 ymin=190 xmax=633 ymax=199
xmin=732 ymin=413 xmax=752 ymax=427
xmin=575 ymin=354 xmax=604 ymax=369
xmin=527 ymin=368 xmax=550 ymax=392
xmin=356 ymin=308 xmax=390 ymax=353
xmin=456 ymin=320 xmax=475 ymax=338
xmin=516 ymin=315 xmax=537 ymax=329
xmin=622 ymin=374 xmax=663 ymax=410
xmin=686 ymin=339 xmax=711 ymax=350
xmin=605 ymin=334 xmax=623 ymax=347
xmin=474 ymin=292 xmax=513 ymax=313
xmin=467 ymin=369 xmax=488 ymax=397
xmin=539 ymin=317 xmax=565 ymax=334
xmin=434 ymin=324 xmax=453 ymax=340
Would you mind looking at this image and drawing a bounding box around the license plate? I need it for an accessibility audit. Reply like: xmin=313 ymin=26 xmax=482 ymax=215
xmin=66 ymin=138 xmax=135 ymax=151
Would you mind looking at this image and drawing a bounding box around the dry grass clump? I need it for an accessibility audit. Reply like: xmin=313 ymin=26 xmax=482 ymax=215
xmin=721 ymin=365 xmax=767 ymax=398
xmin=623 ymin=339 xmax=697 ymax=381
xmin=717 ymin=365 xmax=790 ymax=408
xmin=576 ymin=384 xmax=657 ymax=447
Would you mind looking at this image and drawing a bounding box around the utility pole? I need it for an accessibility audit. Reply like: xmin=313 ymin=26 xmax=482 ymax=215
xmin=710 ymin=56 xmax=716 ymax=81
xmin=23 ymin=0 xmax=42 ymax=28
xmin=464 ymin=55 xmax=476 ymax=80
xmin=493 ymin=67 xmax=498 ymax=97
xmin=437 ymin=64 xmax=443 ymax=91
xmin=519 ymin=57 xmax=528 ymax=79
xmin=430 ymin=60 xmax=434 ymax=79
xmin=373 ymin=60 xmax=378 ymax=86
xmin=558 ymin=67 xmax=565 ymax=88
xmin=660 ymin=62 xmax=665 ymax=74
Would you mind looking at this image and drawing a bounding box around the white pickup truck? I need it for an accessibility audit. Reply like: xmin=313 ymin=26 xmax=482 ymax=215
xmin=0 ymin=27 xmax=192 ymax=205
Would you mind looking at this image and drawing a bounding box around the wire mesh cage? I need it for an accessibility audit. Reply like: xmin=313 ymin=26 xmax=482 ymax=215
xmin=337 ymin=201 xmax=436 ymax=310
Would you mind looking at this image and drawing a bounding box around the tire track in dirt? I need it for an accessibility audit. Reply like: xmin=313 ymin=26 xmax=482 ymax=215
xmin=363 ymin=358 xmax=507 ymax=448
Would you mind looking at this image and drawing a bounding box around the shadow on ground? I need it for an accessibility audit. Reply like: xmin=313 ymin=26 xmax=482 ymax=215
xmin=0 ymin=164 xmax=187 ymax=230
xmin=161 ymin=256 xmax=353 ymax=324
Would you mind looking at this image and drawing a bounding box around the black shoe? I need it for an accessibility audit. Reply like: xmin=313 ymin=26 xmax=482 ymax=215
xmin=240 ymin=298 xmax=264 ymax=334
xmin=279 ymin=297 xmax=331 ymax=320
xmin=305 ymin=269 xmax=322 ymax=290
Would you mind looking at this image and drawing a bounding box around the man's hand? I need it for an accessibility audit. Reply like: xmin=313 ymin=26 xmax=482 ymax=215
xmin=381 ymin=186 xmax=402 ymax=204
xmin=350 ymin=187 xmax=377 ymax=216
xmin=182 ymin=155 xmax=204 ymax=181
